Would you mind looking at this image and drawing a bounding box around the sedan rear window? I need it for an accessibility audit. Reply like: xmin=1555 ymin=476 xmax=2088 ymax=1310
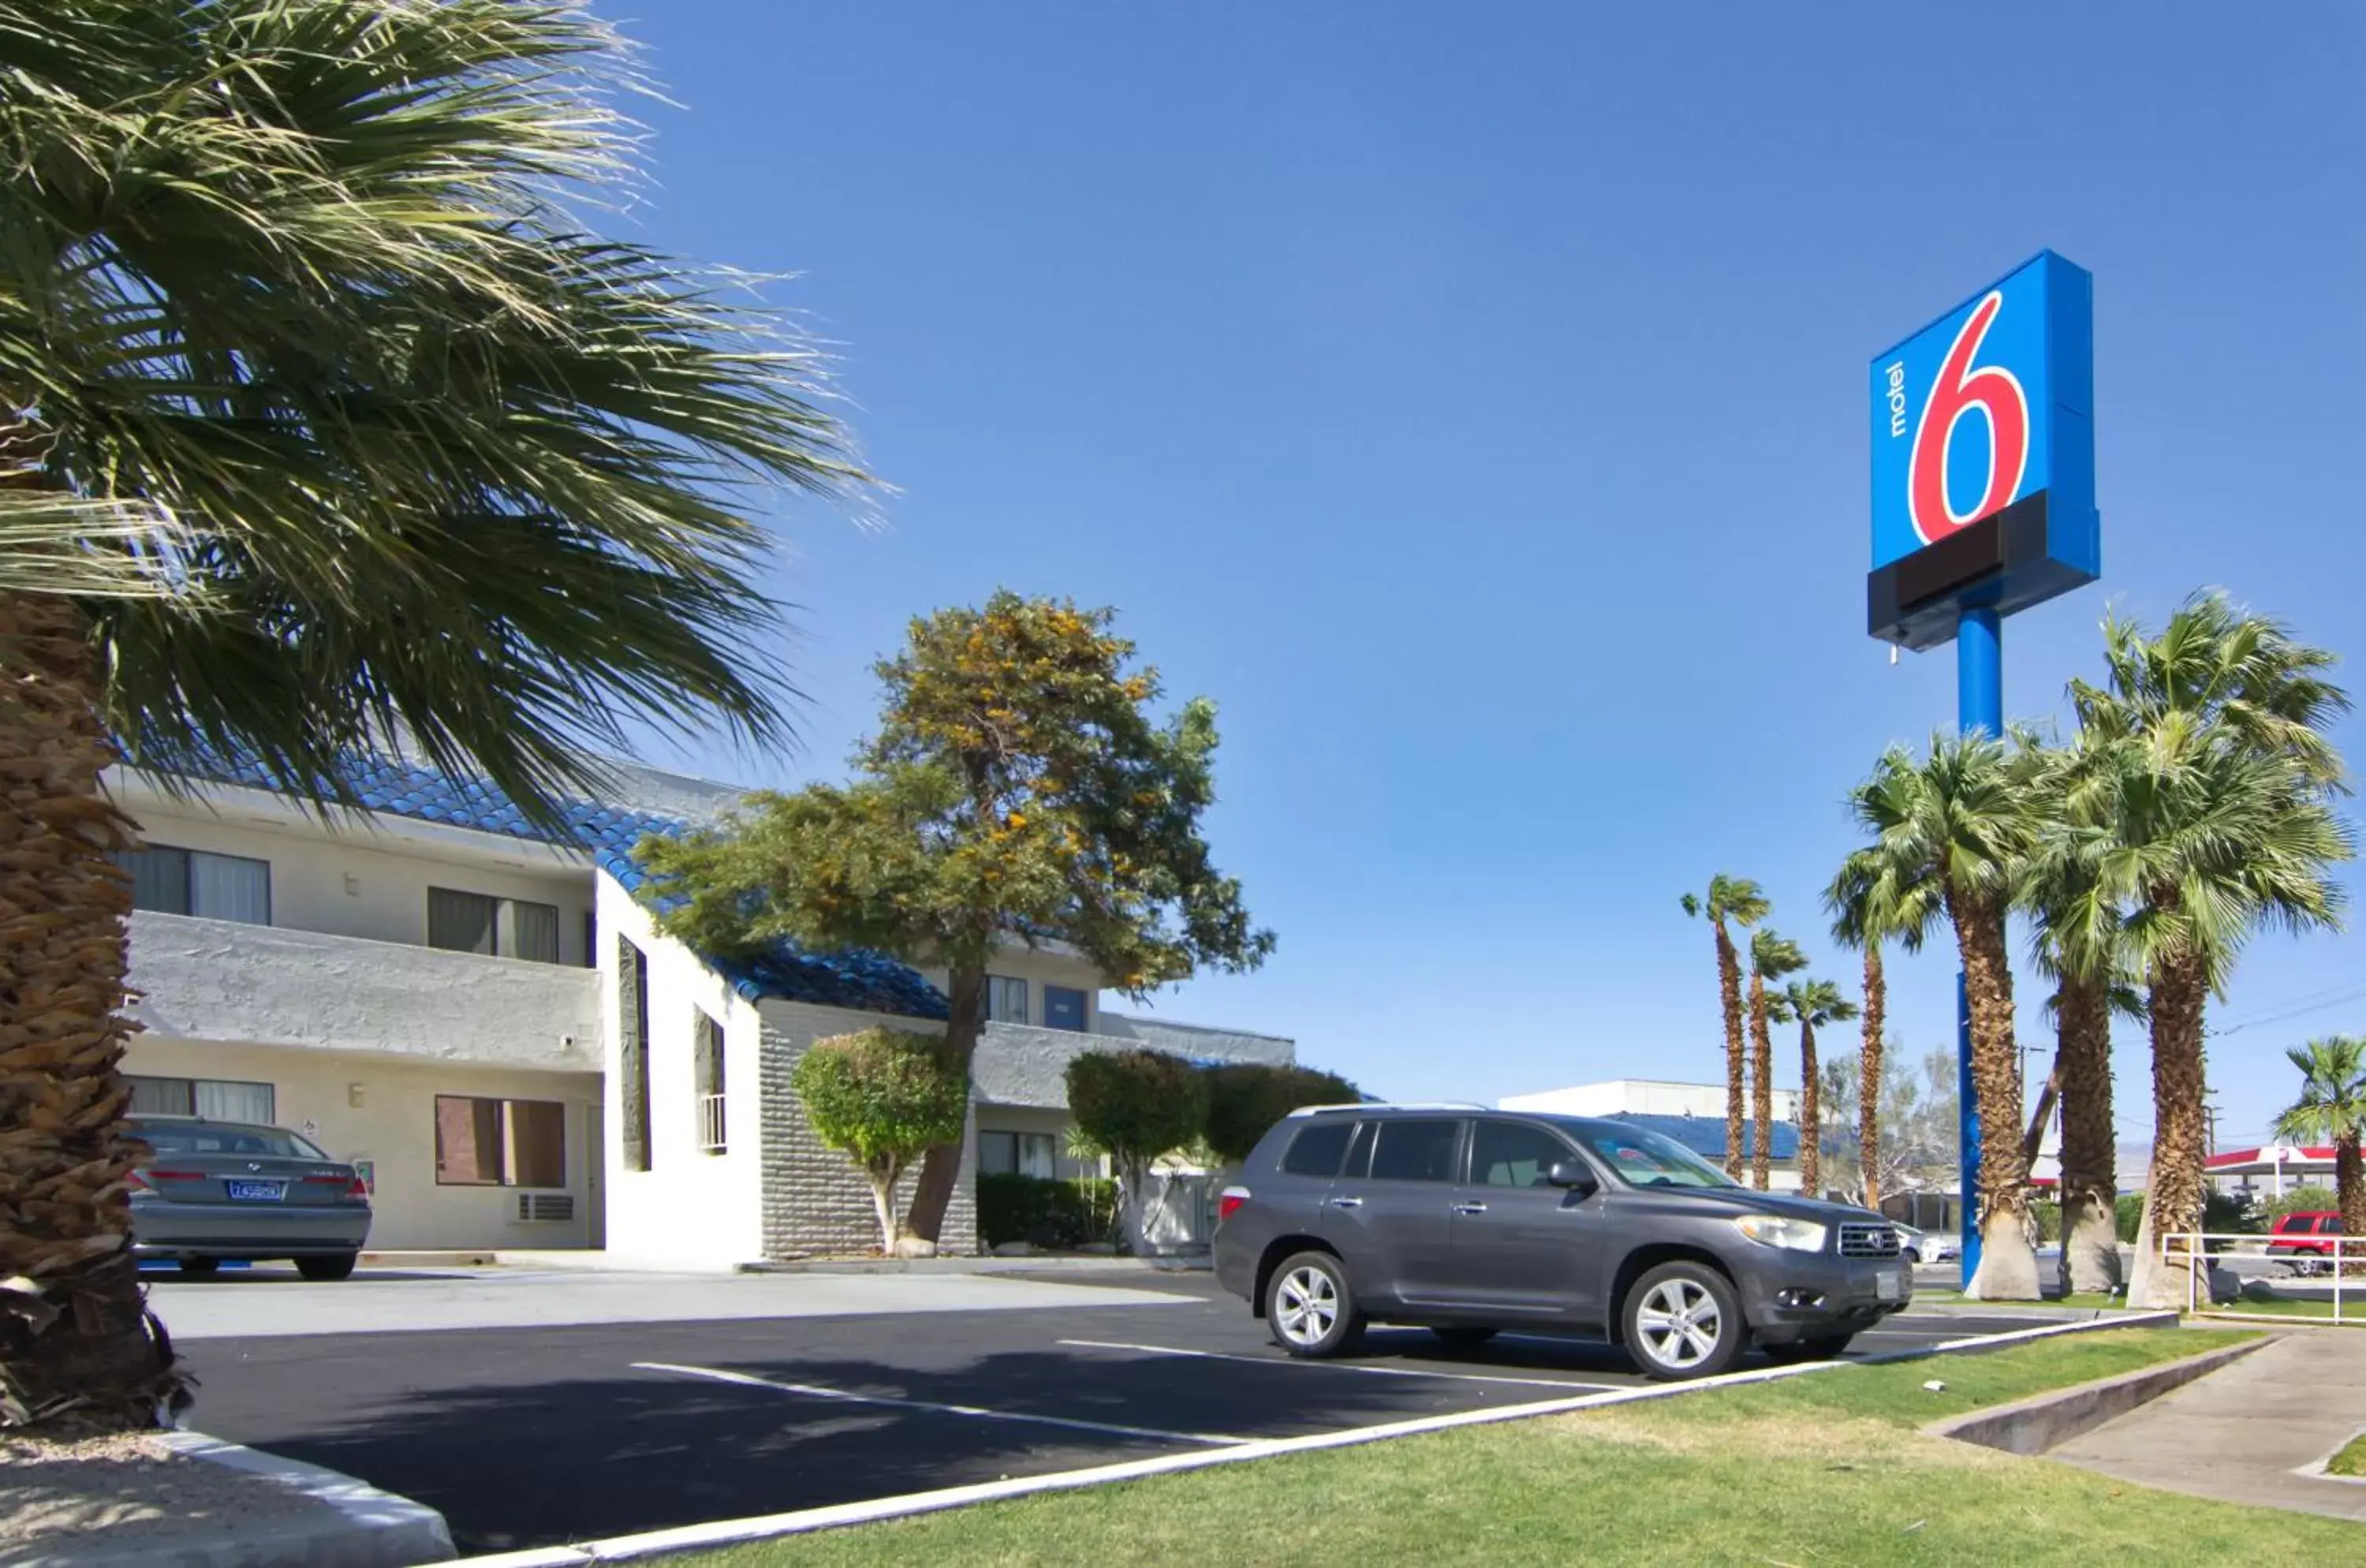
xmin=133 ymin=1122 xmax=328 ymax=1160
xmin=1280 ymin=1120 xmax=1354 ymax=1177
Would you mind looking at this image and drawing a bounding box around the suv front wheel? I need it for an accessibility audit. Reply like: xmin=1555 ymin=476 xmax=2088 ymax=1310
xmin=1266 ymin=1250 xmax=1365 ymax=1358
xmin=1622 ymin=1260 xmax=1746 ymax=1380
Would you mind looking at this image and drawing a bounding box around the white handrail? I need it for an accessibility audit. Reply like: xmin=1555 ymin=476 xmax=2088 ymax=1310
xmin=2161 ymin=1230 xmax=2350 ymax=1321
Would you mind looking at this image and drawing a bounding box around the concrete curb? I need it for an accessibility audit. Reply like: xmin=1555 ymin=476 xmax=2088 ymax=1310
xmin=20 ymin=1433 xmax=456 ymax=1568
xmin=1924 ymin=1333 xmax=2271 ymax=1456
xmin=731 ymin=1256 xmax=1202 ymax=1277
xmin=2295 ymin=1424 xmax=2366 ymax=1484
xmin=456 ymin=1312 xmax=2176 ymax=1566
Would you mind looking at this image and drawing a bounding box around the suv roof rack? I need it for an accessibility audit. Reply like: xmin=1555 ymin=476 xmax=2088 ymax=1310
xmin=1285 ymin=1100 xmax=1488 ymax=1118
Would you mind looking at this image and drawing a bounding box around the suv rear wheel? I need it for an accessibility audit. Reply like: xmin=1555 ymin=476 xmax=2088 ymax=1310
xmin=1623 ymin=1260 xmax=1746 ymax=1380
xmin=1267 ymin=1250 xmax=1364 ymax=1358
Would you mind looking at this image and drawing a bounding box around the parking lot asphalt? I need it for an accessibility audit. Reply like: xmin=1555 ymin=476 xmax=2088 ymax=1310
xmin=174 ymin=1267 xmax=2089 ymax=1553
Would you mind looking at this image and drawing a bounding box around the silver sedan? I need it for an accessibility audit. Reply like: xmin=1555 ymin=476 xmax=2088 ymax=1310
xmin=129 ymin=1116 xmax=372 ymax=1281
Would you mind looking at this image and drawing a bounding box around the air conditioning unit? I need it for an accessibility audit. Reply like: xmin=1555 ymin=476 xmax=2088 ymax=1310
xmin=517 ymin=1193 xmax=575 ymax=1223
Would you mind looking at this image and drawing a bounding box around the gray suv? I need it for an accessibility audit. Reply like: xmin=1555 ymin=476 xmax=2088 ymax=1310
xmin=1211 ymin=1104 xmax=1911 ymax=1379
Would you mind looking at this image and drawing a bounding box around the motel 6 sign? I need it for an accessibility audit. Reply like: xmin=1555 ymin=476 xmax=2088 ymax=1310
xmin=1867 ymin=251 xmax=2099 ymax=650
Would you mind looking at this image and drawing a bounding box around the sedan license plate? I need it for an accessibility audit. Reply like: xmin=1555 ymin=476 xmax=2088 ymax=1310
xmin=1875 ymin=1268 xmax=1906 ymax=1302
xmin=224 ymin=1180 xmax=286 ymax=1202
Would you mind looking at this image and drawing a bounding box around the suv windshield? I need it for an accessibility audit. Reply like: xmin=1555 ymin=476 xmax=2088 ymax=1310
xmin=1547 ymin=1119 xmax=1737 ymax=1190
xmin=132 ymin=1121 xmax=329 ymax=1160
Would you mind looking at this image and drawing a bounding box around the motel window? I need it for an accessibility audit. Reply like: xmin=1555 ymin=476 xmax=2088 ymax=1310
xmin=983 ymin=975 xmax=1029 ymax=1026
xmin=1043 ymin=985 xmax=1088 ymax=1032
xmin=694 ymin=1010 xmax=727 ymax=1155
xmin=435 ymin=1096 xmax=566 ymax=1188
xmin=619 ymin=938 xmax=652 ymax=1171
xmin=978 ymin=1130 xmax=1057 ymax=1180
xmin=126 ymin=1075 xmax=276 ymax=1125
xmin=428 ymin=888 xmax=562 ymax=964
xmin=113 ymin=846 xmax=271 ymax=926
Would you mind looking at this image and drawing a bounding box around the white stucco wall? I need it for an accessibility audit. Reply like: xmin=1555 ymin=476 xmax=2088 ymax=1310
xmin=126 ymin=911 xmax=600 ymax=1073
xmin=121 ymin=1037 xmax=598 ymax=1250
xmin=112 ymin=779 xmax=597 ymax=963
xmin=595 ymin=873 xmax=768 ymax=1270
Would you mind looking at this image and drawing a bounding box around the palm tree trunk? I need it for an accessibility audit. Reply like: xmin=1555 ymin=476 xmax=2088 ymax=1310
xmin=0 ymin=595 xmax=180 ymax=1429
xmin=1859 ymin=943 xmax=1885 ymax=1208
xmin=1717 ymin=924 xmax=1745 ymax=1180
xmin=2054 ymin=973 xmax=2120 ymax=1296
xmin=2133 ymin=954 xmax=2211 ymax=1309
xmin=1798 ymin=1018 xmax=1821 ymax=1197
xmin=901 ymin=964 xmax=982 ymax=1249
xmin=1954 ymin=893 xmax=2038 ymax=1300
xmin=1748 ymin=973 xmax=1772 ymax=1191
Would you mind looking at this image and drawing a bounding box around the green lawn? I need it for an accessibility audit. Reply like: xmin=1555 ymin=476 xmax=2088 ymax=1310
xmin=2327 ymin=1433 xmax=2366 ymax=1478
xmin=689 ymin=1328 xmax=2362 ymax=1568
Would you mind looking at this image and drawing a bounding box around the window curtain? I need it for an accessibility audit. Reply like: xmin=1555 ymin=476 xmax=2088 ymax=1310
xmin=436 ymin=1096 xmax=505 ymax=1183
xmin=115 ymin=848 xmax=191 ymax=915
xmin=428 ymin=887 xmax=498 ymax=954
xmin=508 ymin=1101 xmax=567 ymax=1188
xmin=509 ymin=900 xmax=561 ymax=964
xmin=126 ymin=1075 xmax=196 ymax=1115
xmin=192 ymin=1079 xmax=276 ymax=1124
xmin=188 ymin=852 xmax=270 ymax=925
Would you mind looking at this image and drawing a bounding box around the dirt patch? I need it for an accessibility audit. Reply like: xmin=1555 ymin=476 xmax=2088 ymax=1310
xmin=1546 ymin=1408 xmax=2025 ymax=1473
xmin=0 ymin=1429 xmax=340 ymax=1558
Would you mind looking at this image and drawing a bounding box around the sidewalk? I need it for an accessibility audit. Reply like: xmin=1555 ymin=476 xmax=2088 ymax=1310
xmin=2049 ymin=1329 xmax=2366 ymax=1522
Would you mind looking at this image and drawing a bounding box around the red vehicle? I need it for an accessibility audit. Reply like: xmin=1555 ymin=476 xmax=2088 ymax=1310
xmin=2266 ymin=1211 xmax=2345 ymax=1275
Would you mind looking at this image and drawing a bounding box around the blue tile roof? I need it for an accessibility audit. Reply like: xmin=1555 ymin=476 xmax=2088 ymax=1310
xmin=1607 ymin=1113 xmax=1802 ymax=1163
xmin=175 ymin=749 xmax=949 ymax=1019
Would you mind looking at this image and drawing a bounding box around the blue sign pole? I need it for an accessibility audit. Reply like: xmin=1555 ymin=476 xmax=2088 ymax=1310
xmin=1956 ymin=606 xmax=2002 ymax=1281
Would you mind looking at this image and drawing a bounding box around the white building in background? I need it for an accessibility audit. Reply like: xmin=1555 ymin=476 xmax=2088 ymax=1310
xmin=115 ymin=752 xmax=1293 ymax=1265
xmin=1498 ymin=1078 xmax=1806 ymax=1193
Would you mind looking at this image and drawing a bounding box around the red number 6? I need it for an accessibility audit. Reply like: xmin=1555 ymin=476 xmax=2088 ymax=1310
xmin=1908 ymin=291 xmax=2029 ymax=544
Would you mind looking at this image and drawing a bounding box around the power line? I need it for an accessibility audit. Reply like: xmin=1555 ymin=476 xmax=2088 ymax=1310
xmin=2207 ymin=981 xmax=2366 ymax=1039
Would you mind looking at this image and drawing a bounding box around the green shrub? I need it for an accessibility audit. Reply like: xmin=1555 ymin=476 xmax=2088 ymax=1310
xmin=2115 ymin=1192 xmax=2145 ymax=1244
xmin=2030 ymin=1200 xmax=2062 ymax=1243
xmin=793 ymin=1028 xmax=967 ymax=1251
xmin=1201 ymin=1063 xmax=1360 ymax=1164
xmin=2261 ymin=1185 xmax=2340 ymax=1222
xmin=976 ymin=1173 xmax=1119 ymax=1249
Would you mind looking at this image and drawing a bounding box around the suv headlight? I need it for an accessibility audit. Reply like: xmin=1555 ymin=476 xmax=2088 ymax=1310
xmin=1733 ymin=1215 xmax=1828 ymax=1252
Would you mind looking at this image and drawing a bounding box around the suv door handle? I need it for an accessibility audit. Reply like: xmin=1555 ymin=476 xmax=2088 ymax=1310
xmin=1329 ymin=1196 xmax=1364 ymax=1208
xmin=1452 ymin=1201 xmax=1488 ymax=1215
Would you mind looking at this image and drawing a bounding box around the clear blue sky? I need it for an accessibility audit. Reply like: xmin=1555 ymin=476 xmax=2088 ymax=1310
xmin=605 ymin=3 xmax=2364 ymax=1156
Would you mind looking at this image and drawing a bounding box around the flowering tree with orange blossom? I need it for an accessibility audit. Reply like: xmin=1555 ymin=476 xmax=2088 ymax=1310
xmin=638 ymin=592 xmax=1274 ymax=1245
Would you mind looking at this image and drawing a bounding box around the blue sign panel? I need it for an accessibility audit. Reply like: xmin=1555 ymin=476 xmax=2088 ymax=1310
xmin=1867 ymin=251 xmax=2099 ymax=650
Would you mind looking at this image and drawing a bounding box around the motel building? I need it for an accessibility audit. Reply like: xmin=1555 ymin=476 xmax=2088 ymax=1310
xmin=114 ymin=752 xmax=1293 ymax=1266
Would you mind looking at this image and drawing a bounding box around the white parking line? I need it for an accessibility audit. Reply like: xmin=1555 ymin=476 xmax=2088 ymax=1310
xmin=633 ymin=1361 xmax=1252 ymax=1447
xmin=1055 ymin=1338 xmax=1620 ymax=1391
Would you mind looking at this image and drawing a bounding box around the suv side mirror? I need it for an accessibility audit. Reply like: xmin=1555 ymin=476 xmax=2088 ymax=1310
xmin=1546 ymin=1159 xmax=1597 ymax=1195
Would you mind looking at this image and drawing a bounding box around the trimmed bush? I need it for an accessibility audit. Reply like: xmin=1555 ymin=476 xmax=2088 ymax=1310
xmin=793 ymin=1028 xmax=967 ymax=1252
xmin=1066 ymin=1049 xmax=1207 ymax=1253
xmin=1201 ymin=1063 xmax=1360 ymax=1165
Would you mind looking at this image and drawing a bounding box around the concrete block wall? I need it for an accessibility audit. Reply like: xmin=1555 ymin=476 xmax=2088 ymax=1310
xmin=756 ymin=1000 xmax=978 ymax=1257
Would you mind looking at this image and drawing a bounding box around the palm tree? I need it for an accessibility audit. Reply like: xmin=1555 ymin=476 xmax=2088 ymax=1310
xmin=2071 ymin=599 xmax=2353 ymax=1309
xmin=2019 ymin=737 xmax=2135 ymax=1296
xmin=1746 ymin=929 xmax=1806 ymax=1191
xmin=1838 ymin=733 xmax=2042 ymax=1299
xmin=1826 ymin=857 xmax=1898 ymax=1208
xmin=1681 ymin=875 xmax=1770 ymax=1181
xmin=0 ymin=3 xmax=864 ymax=1429
xmin=1779 ymin=979 xmax=1859 ymax=1198
xmin=2272 ymin=1037 xmax=2366 ymax=1271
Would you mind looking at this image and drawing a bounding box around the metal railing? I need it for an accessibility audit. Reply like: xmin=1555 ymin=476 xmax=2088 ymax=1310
xmin=2162 ymin=1231 xmax=2354 ymax=1323
xmin=697 ymin=1092 xmax=728 ymax=1155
